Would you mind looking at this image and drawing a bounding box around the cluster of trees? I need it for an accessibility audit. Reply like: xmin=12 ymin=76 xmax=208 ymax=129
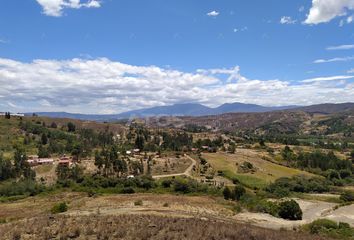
xmin=281 ymin=147 xmax=353 ymax=184
xmin=3 ymin=112 xmax=11 ymax=119
xmin=193 ymin=137 xmax=224 ymax=151
xmin=0 ymin=148 xmax=35 ymax=181
xmin=266 ymin=176 xmax=331 ymax=197
xmin=94 ymin=145 xmax=129 ymax=177
xmin=223 ymin=185 xmax=246 ymax=201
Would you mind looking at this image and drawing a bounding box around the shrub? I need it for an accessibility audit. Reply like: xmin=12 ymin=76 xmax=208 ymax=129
xmin=278 ymin=200 xmax=302 ymax=220
xmin=340 ymin=191 xmax=354 ymax=202
xmin=161 ymin=179 xmax=172 ymax=188
xmin=308 ymin=219 xmax=339 ymax=234
xmin=266 ymin=176 xmax=330 ymax=197
xmin=134 ymin=200 xmax=143 ymax=206
xmin=121 ymin=187 xmax=135 ymax=194
xmin=307 ymin=219 xmax=354 ymax=239
xmin=233 ymin=185 xmax=246 ymax=201
xmin=223 ymin=187 xmax=232 ymax=200
xmin=255 ymin=200 xmax=280 ymax=217
xmin=51 ymin=202 xmax=68 ymax=214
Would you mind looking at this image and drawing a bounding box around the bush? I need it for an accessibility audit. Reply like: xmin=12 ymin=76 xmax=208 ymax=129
xmin=121 ymin=187 xmax=135 ymax=194
xmin=266 ymin=176 xmax=330 ymax=197
xmin=161 ymin=179 xmax=172 ymax=188
xmin=51 ymin=202 xmax=68 ymax=214
xmin=134 ymin=200 xmax=143 ymax=206
xmin=255 ymin=200 xmax=280 ymax=217
xmin=278 ymin=200 xmax=302 ymax=220
xmin=0 ymin=180 xmax=46 ymax=197
xmin=340 ymin=191 xmax=354 ymax=202
xmin=233 ymin=185 xmax=246 ymax=201
xmin=308 ymin=219 xmax=338 ymax=234
xmin=223 ymin=187 xmax=232 ymax=200
xmin=307 ymin=219 xmax=354 ymax=238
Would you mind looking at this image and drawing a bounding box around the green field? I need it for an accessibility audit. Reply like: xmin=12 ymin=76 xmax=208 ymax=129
xmin=203 ymin=151 xmax=314 ymax=189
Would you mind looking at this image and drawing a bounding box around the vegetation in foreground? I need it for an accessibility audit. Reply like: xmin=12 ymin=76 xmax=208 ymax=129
xmin=0 ymin=214 xmax=329 ymax=240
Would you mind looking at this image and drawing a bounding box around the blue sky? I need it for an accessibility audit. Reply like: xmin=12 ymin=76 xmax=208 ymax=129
xmin=0 ymin=0 xmax=353 ymax=114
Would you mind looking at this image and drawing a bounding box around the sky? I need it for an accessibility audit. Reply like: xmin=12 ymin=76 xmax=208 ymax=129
xmin=0 ymin=0 xmax=354 ymax=114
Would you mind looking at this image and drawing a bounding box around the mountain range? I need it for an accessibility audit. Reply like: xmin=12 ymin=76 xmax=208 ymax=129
xmin=26 ymin=102 xmax=354 ymax=121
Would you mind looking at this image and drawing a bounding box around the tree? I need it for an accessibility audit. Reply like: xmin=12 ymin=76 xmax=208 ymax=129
xmin=233 ymin=185 xmax=246 ymax=201
xmin=5 ymin=112 xmax=11 ymax=119
xmin=41 ymin=133 xmax=48 ymax=145
xmin=135 ymin=134 xmax=145 ymax=150
xmin=38 ymin=145 xmax=50 ymax=158
xmin=67 ymin=122 xmax=76 ymax=132
xmin=50 ymin=122 xmax=58 ymax=128
xmin=0 ymin=153 xmax=14 ymax=181
xmin=223 ymin=187 xmax=232 ymax=200
xmin=278 ymin=200 xmax=302 ymax=220
xmin=282 ymin=146 xmax=296 ymax=162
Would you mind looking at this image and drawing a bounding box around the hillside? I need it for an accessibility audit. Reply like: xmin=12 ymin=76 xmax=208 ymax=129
xmin=28 ymin=102 xmax=301 ymax=120
xmin=26 ymin=102 xmax=353 ymax=121
xmin=144 ymin=106 xmax=354 ymax=139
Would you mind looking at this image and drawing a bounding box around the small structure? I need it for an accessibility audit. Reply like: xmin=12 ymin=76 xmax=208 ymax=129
xmin=37 ymin=158 xmax=54 ymax=165
xmin=27 ymin=155 xmax=54 ymax=166
xmin=58 ymin=156 xmax=73 ymax=167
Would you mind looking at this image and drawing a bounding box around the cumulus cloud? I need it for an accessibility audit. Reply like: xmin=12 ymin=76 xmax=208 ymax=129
xmin=313 ymin=56 xmax=354 ymax=63
xmin=0 ymin=57 xmax=353 ymax=114
xmin=301 ymin=75 xmax=354 ymax=83
xmin=327 ymin=44 xmax=354 ymax=50
xmin=207 ymin=11 xmax=219 ymax=17
xmin=36 ymin=0 xmax=101 ymax=17
xmin=280 ymin=16 xmax=297 ymax=24
xmin=304 ymin=0 xmax=354 ymax=25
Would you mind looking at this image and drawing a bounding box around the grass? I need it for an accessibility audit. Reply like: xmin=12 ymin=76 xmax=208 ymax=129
xmin=0 ymin=214 xmax=331 ymax=240
xmin=203 ymin=151 xmax=313 ymax=186
xmin=222 ymin=170 xmax=268 ymax=189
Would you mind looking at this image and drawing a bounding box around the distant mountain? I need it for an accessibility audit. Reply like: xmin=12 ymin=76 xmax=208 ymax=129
xmin=116 ymin=103 xmax=212 ymax=118
xmin=293 ymin=103 xmax=354 ymax=114
xmin=25 ymin=112 xmax=118 ymax=121
xmin=213 ymin=103 xmax=297 ymax=114
xmin=27 ymin=102 xmax=354 ymax=121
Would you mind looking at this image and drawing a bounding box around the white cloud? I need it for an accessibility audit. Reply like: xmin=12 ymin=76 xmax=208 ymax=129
xmin=0 ymin=57 xmax=353 ymax=114
xmin=313 ymin=56 xmax=354 ymax=63
xmin=304 ymin=0 xmax=354 ymax=25
xmin=348 ymin=68 xmax=354 ymax=73
xmin=348 ymin=15 xmax=354 ymax=23
xmin=299 ymin=6 xmax=305 ymax=12
xmin=301 ymin=75 xmax=354 ymax=83
xmin=207 ymin=11 xmax=219 ymax=17
xmin=233 ymin=27 xmax=248 ymax=33
xmin=280 ymin=16 xmax=297 ymax=24
xmin=36 ymin=0 xmax=101 ymax=17
xmin=327 ymin=44 xmax=354 ymax=50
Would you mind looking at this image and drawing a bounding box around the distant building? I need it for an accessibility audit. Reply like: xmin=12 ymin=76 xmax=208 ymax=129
xmin=27 ymin=155 xmax=53 ymax=166
xmin=0 ymin=112 xmax=24 ymax=117
xmin=58 ymin=155 xmax=73 ymax=166
xmin=37 ymin=158 xmax=54 ymax=165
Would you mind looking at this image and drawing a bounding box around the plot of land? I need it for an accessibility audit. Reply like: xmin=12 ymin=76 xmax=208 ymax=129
xmin=203 ymin=149 xmax=313 ymax=188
